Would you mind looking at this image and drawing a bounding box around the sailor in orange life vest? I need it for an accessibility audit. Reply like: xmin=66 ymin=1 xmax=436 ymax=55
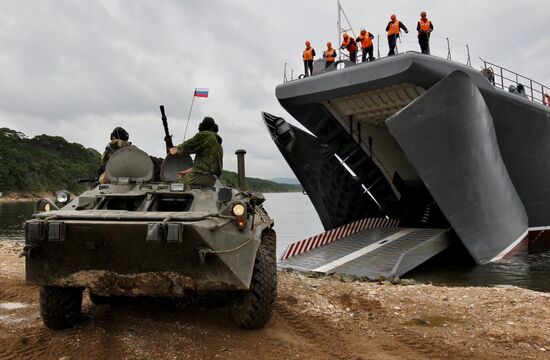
xmin=323 ymin=42 xmax=337 ymax=69
xmin=356 ymin=28 xmax=375 ymax=62
xmin=386 ymin=14 xmax=408 ymax=56
xmin=417 ymin=11 xmax=434 ymax=54
xmin=302 ymin=41 xmax=316 ymax=77
xmin=340 ymin=33 xmax=358 ymax=63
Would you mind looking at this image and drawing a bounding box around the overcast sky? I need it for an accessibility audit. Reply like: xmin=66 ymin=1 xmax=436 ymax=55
xmin=0 ymin=0 xmax=548 ymax=179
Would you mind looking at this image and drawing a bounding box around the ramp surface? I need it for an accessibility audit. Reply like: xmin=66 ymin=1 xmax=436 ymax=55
xmin=279 ymin=227 xmax=451 ymax=279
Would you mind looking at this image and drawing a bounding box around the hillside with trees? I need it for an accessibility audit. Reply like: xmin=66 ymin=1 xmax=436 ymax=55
xmin=0 ymin=128 xmax=301 ymax=195
xmin=219 ymin=171 xmax=301 ymax=193
xmin=0 ymin=128 xmax=101 ymax=194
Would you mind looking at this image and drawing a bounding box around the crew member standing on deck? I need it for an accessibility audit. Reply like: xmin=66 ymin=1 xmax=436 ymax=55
xmin=340 ymin=33 xmax=358 ymax=63
xmin=323 ymin=42 xmax=337 ymax=69
xmin=303 ymin=41 xmax=316 ymax=77
xmin=357 ymin=28 xmax=375 ymax=62
xmin=386 ymin=14 xmax=408 ymax=56
xmin=417 ymin=11 xmax=434 ymax=54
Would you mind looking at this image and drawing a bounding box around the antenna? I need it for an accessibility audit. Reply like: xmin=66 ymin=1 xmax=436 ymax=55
xmin=337 ymin=0 xmax=356 ymax=61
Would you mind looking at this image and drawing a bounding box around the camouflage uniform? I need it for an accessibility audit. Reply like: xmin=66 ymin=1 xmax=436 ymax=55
xmin=98 ymin=139 xmax=131 ymax=183
xmin=175 ymin=131 xmax=223 ymax=186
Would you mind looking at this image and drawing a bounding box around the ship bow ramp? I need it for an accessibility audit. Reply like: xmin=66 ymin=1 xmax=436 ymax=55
xmin=265 ymin=53 xmax=547 ymax=275
xmin=386 ymin=71 xmax=528 ymax=264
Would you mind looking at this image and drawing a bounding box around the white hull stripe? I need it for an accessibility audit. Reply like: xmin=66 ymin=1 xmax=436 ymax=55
xmin=528 ymin=226 xmax=550 ymax=231
xmin=490 ymin=229 xmax=529 ymax=262
xmin=313 ymin=229 xmax=414 ymax=272
xmin=280 ymin=217 xmax=399 ymax=261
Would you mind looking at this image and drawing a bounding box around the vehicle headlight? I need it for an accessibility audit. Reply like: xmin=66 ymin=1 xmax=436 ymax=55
xmin=231 ymin=202 xmax=246 ymax=216
xmin=56 ymin=191 xmax=71 ymax=204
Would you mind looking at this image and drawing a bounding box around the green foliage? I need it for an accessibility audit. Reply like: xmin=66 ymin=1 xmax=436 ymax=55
xmin=219 ymin=170 xmax=302 ymax=193
xmin=0 ymin=128 xmax=101 ymax=193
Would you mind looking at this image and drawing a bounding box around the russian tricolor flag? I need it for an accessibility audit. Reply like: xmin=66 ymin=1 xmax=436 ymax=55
xmin=194 ymin=88 xmax=209 ymax=98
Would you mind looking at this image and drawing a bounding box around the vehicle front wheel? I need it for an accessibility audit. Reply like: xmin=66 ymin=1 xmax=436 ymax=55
xmin=231 ymin=228 xmax=277 ymax=329
xmin=88 ymin=290 xmax=112 ymax=305
xmin=40 ymin=286 xmax=83 ymax=329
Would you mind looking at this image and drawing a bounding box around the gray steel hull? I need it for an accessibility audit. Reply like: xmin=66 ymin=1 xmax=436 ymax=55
xmin=265 ymin=52 xmax=550 ymax=264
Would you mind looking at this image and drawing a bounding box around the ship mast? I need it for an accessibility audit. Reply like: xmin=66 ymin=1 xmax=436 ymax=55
xmin=337 ymin=0 xmax=356 ymax=61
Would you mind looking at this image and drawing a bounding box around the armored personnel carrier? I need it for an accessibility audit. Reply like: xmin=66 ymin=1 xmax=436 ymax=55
xmin=22 ymin=144 xmax=277 ymax=330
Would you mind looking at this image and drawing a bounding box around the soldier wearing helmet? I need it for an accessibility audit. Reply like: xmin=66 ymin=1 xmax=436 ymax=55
xmin=417 ymin=11 xmax=434 ymax=54
xmin=386 ymin=14 xmax=408 ymax=56
xmin=169 ymin=117 xmax=223 ymax=187
xmin=97 ymin=127 xmax=131 ymax=184
xmin=302 ymin=41 xmax=316 ymax=77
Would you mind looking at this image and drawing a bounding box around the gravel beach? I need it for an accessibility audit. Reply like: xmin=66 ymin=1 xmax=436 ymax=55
xmin=0 ymin=241 xmax=548 ymax=360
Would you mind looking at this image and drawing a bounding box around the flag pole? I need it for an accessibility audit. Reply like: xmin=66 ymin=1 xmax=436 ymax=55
xmin=183 ymin=91 xmax=196 ymax=141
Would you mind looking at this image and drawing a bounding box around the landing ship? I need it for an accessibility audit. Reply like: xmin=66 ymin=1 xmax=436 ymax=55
xmin=264 ymin=51 xmax=550 ymax=278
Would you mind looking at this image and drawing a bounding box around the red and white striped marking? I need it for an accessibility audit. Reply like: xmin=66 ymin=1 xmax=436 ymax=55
xmin=280 ymin=217 xmax=399 ymax=261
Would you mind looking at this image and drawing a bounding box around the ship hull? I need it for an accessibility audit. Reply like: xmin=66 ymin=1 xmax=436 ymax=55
xmin=265 ymin=52 xmax=550 ymax=264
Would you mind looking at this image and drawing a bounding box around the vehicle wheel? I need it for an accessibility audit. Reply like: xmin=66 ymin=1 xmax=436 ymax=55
xmin=231 ymin=228 xmax=277 ymax=329
xmin=40 ymin=286 xmax=83 ymax=329
xmin=88 ymin=290 xmax=111 ymax=305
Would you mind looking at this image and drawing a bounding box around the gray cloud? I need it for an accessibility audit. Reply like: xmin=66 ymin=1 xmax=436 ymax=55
xmin=0 ymin=0 xmax=548 ymax=179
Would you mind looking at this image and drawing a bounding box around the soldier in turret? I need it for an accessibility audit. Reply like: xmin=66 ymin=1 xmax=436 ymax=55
xmin=169 ymin=117 xmax=223 ymax=187
xmin=98 ymin=127 xmax=131 ymax=184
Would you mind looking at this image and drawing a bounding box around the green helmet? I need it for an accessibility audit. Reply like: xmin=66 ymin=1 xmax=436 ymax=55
xmin=198 ymin=117 xmax=218 ymax=133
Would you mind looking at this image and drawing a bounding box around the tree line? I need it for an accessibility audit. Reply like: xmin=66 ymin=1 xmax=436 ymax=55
xmin=0 ymin=127 xmax=301 ymax=194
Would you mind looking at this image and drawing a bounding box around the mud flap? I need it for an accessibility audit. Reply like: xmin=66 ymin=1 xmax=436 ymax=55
xmin=386 ymin=71 xmax=528 ymax=264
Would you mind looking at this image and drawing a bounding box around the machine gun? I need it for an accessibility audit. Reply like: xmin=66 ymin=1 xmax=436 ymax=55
xmin=160 ymin=105 xmax=174 ymax=154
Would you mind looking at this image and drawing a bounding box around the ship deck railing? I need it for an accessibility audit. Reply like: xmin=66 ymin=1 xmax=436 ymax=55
xmin=283 ymin=34 xmax=550 ymax=106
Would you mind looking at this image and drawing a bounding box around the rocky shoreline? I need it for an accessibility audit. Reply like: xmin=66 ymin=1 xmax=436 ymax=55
xmin=0 ymin=240 xmax=549 ymax=359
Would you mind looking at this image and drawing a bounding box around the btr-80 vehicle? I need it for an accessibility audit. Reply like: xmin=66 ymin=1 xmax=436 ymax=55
xmin=22 ymin=120 xmax=277 ymax=330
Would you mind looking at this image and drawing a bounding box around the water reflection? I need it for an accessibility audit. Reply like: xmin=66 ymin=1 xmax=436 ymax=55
xmin=408 ymin=240 xmax=550 ymax=292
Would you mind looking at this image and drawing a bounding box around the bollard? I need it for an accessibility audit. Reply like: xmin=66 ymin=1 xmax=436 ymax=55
xmin=235 ymin=149 xmax=247 ymax=190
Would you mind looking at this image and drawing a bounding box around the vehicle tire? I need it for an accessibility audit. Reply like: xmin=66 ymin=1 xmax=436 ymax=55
xmin=231 ymin=228 xmax=277 ymax=329
xmin=40 ymin=286 xmax=83 ymax=330
xmin=88 ymin=290 xmax=111 ymax=305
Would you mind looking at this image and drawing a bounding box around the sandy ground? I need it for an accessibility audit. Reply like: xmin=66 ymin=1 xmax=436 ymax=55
xmin=1 ymin=241 xmax=549 ymax=360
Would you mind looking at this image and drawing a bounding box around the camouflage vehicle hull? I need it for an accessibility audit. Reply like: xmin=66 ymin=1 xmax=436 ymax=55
xmin=23 ymin=146 xmax=277 ymax=329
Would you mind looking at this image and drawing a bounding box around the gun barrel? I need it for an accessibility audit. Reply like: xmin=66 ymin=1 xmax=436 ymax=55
xmin=159 ymin=105 xmax=174 ymax=154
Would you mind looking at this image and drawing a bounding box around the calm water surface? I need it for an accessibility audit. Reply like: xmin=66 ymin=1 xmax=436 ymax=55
xmin=0 ymin=202 xmax=34 ymax=242
xmin=1 ymin=194 xmax=549 ymax=292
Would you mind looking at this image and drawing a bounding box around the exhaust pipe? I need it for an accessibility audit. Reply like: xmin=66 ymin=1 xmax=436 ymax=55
xmin=235 ymin=149 xmax=247 ymax=190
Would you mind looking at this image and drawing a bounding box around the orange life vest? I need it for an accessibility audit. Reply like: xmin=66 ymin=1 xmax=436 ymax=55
xmin=342 ymin=37 xmax=358 ymax=53
xmin=303 ymin=47 xmax=314 ymax=61
xmin=419 ymin=19 xmax=431 ymax=33
xmin=358 ymin=32 xmax=373 ymax=48
xmin=324 ymin=48 xmax=336 ymax=62
xmin=388 ymin=20 xmax=401 ymax=36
